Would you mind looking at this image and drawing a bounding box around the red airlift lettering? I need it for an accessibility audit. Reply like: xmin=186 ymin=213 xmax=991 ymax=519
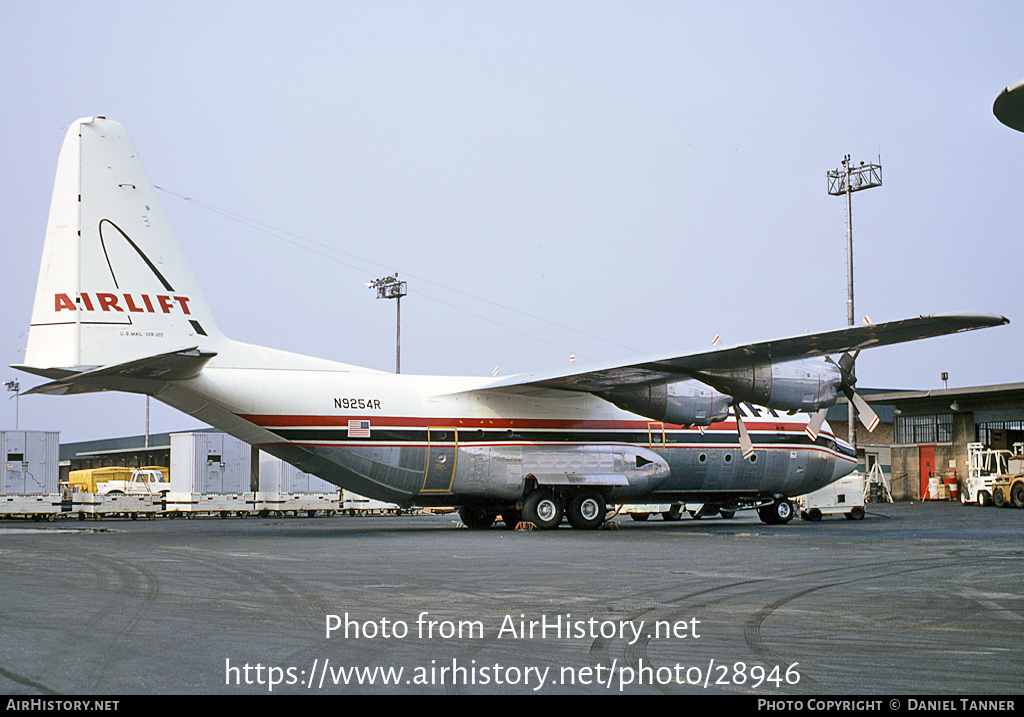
xmin=54 ymin=292 xmax=191 ymax=315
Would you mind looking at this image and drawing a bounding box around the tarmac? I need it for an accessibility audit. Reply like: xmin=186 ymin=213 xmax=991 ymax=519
xmin=1 ymin=501 xmax=1022 ymax=696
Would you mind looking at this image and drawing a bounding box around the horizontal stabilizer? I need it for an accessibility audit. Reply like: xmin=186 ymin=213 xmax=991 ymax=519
xmin=19 ymin=347 xmax=216 ymax=396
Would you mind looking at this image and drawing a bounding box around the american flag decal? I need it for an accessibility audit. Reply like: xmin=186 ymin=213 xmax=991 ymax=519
xmin=347 ymin=420 xmax=371 ymax=438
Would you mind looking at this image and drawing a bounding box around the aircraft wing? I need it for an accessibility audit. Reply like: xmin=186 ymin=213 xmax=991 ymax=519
xmin=475 ymin=312 xmax=1008 ymax=396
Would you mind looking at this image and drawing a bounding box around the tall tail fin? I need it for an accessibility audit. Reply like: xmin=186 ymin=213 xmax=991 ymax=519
xmin=20 ymin=117 xmax=221 ymax=375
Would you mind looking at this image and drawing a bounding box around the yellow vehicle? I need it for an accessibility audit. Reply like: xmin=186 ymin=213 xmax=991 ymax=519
xmin=991 ymin=474 xmax=1024 ymax=509
xmin=68 ymin=466 xmax=170 ymax=495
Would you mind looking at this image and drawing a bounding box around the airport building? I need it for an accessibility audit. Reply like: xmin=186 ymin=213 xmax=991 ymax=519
xmin=828 ymin=382 xmax=1024 ymax=501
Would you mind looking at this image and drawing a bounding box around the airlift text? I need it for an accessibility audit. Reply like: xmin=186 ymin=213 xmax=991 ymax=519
xmin=54 ymin=292 xmax=192 ymax=314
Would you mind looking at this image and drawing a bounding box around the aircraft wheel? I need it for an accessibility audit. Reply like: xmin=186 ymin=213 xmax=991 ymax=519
xmin=1011 ymin=483 xmax=1024 ymax=509
xmin=758 ymin=499 xmax=794 ymax=525
xmin=458 ymin=506 xmax=496 ymax=529
xmin=567 ymin=490 xmax=606 ymax=530
xmin=521 ymin=490 xmax=563 ymax=530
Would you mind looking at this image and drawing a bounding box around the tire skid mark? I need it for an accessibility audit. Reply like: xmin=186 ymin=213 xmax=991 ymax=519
xmin=0 ymin=665 xmax=60 ymax=695
xmin=0 ymin=546 xmax=162 ymax=691
xmin=742 ymin=558 xmax=961 ymax=659
xmin=584 ymin=555 xmax=962 ymax=693
xmin=77 ymin=554 xmax=162 ymax=686
xmin=174 ymin=549 xmax=325 ymax=635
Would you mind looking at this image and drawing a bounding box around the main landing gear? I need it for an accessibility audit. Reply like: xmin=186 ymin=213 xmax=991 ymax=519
xmin=757 ymin=498 xmax=795 ymax=525
xmin=522 ymin=487 xmax=608 ymax=530
xmin=459 ymin=488 xmax=610 ymax=531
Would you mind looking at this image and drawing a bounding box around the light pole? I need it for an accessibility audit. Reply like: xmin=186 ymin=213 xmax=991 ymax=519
xmin=827 ymin=155 xmax=882 ymax=449
xmin=5 ymin=379 xmax=19 ymax=430
xmin=367 ymin=274 xmax=408 ymax=373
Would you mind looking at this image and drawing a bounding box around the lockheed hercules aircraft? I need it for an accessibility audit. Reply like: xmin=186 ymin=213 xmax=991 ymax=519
xmin=14 ymin=118 xmax=1008 ymax=529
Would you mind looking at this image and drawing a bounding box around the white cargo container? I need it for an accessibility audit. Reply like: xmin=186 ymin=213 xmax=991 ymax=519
xmin=257 ymin=453 xmax=340 ymax=515
xmin=170 ymin=432 xmax=251 ymax=494
xmin=1 ymin=431 xmax=59 ymax=495
xmin=73 ymin=492 xmax=161 ymax=520
xmin=0 ymin=494 xmax=63 ymax=520
xmin=342 ymin=490 xmax=403 ymax=515
xmin=258 ymin=454 xmax=336 ymax=493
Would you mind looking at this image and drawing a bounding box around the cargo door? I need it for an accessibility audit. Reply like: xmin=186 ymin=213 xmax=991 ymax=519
xmin=221 ymin=435 xmax=248 ymax=494
xmin=203 ymin=434 xmax=224 ymax=493
xmin=422 ymin=428 xmax=458 ymax=494
xmin=3 ymin=432 xmax=26 ymax=494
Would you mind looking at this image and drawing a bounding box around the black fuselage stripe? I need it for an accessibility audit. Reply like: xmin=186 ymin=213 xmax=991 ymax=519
xmin=270 ymin=427 xmax=837 ymax=450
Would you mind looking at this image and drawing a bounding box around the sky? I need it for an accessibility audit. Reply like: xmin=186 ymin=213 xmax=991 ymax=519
xmin=1 ymin=1 xmax=1022 ymax=442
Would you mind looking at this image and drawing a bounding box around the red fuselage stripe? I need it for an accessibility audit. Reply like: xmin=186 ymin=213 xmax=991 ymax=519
xmin=237 ymin=413 xmax=828 ymax=434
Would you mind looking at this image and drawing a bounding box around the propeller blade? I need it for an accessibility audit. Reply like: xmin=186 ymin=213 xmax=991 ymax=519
xmin=847 ymin=388 xmax=880 ymax=432
xmin=838 ymin=350 xmax=859 ymax=375
xmin=734 ymin=405 xmax=755 ymax=458
xmin=805 ymin=407 xmax=828 ymax=440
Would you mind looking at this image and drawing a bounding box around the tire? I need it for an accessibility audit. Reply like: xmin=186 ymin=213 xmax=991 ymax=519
xmin=718 ymin=509 xmax=736 ymax=519
xmin=807 ymin=508 xmax=822 ymax=522
xmin=629 ymin=513 xmax=650 ymax=521
xmin=758 ymin=499 xmax=794 ymax=525
xmin=845 ymin=506 xmax=865 ymax=520
xmin=1012 ymin=482 xmax=1024 ymax=509
xmin=567 ymin=490 xmax=606 ymax=530
xmin=521 ymin=490 xmax=563 ymax=530
xmin=458 ymin=506 xmax=496 ymax=529
xmin=979 ymin=491 xmax=992 ymax=507
xmin=993 ymin=487 xmax=1008 ymax=508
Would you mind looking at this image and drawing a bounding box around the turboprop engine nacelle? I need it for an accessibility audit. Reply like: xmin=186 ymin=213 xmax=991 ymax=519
xmin=600 ymin=380 xmax=731 ymax=426
xmin=691 ymin=358 xmax=843 ymax=413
